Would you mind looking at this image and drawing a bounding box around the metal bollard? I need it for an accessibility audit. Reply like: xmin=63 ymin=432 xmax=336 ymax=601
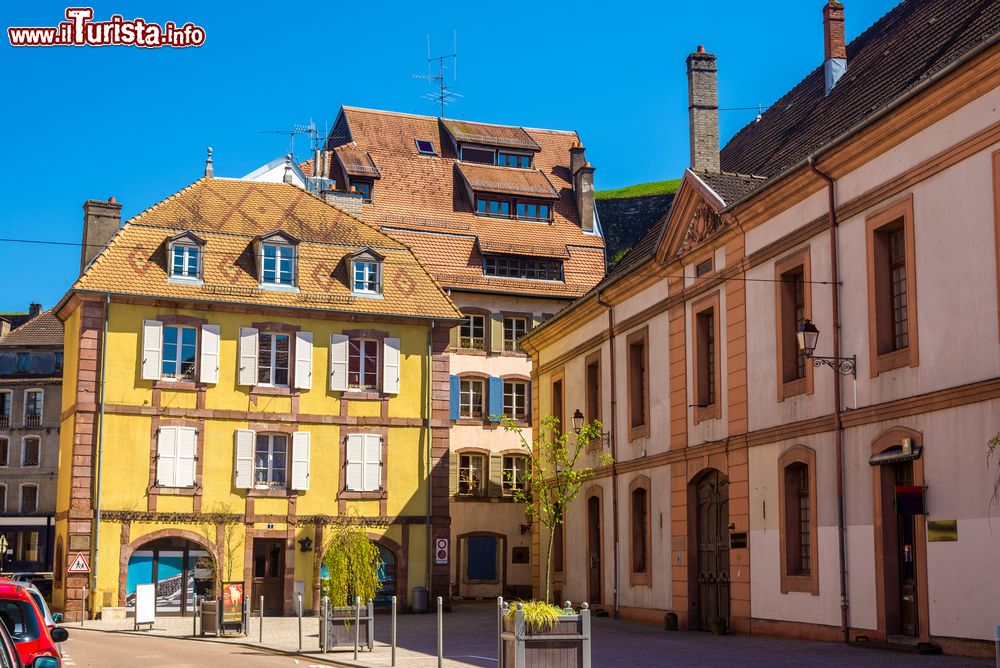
xmin=321 ymin=596 xmax=329 ymax=654
xmin=497 ymin=596 xmax=504 ymax=665
xmin=81 ymin=586 xmax=87 ymax=627
xmin=391 ymin=595 xmax=397 ymax=667
xmin=259 ymin=596 xmax=264 ymax=644
xmin=296 ymin=594 xmax=302 ymax=652
xmin=995 ymin=624 xmax=999 ymax=668
xmin=192 ymin=595 xmax=198 ymax=637
xmin=353 ymin=595 xmax=361 ymax=660
xmin=437 ymin=596 xmax=443 ymax=668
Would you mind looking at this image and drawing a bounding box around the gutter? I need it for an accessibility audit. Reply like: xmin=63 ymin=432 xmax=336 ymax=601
xmin=594 ymin=289 xmax=621 ymax=618
xmin=808 ymin=157 xmax=850 ymax=644
xmin=90 ymin=292 xmax=110 ymax=619
xmin=425 ymin=320 xmax=434 ymax=602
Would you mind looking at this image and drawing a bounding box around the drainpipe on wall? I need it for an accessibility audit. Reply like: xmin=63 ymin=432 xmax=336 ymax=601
xmin=90 ymin=293 xmax=110 ymax=618
xmin=807 ymin=157 xmax=851 ymax=643
xmin=595 ymin=290 xmax=621 ymax=618
xmin=426 ymin=320 xmax=435 ymax=600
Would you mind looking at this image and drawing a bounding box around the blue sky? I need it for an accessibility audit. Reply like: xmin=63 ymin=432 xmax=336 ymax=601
xmin=0 ymin=0 xmax=899 ymax=311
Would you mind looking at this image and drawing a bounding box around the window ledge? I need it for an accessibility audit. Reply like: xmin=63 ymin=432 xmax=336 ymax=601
xmin=153 ymin=380 xmax=199 ymax=391
xmin=454 ymin=348 xmax=488 ymax=356
xmin=339 ymin=490 xmax=385 ymax=500
xmin=150 ymin=485 xmax=199 ymax=496
xmin=629 ymin=571 xmax=651 ymax=587
xmin=871 ymin=346 xmax=915 ymax=377
xmin=628 ymin=424 xmax=650 ymax=441
xmin=455 ymin=418 xmax=487 ymax=426
xmin=251 ymin=386 xmax=295 ymax=396
xmin=248 ymin=487 xmax=294 ymax=498
xmin=351 ymin=291 xmax=384 ymax=300
xmin=259 ymin=283 xmax=300 ymax=293
xmin=694 ymin=403 xmax=721 ymax=425
xmin=167 ymin=277 xmax=204 ymax=286
xmin=780 ymin=573 xmax=819 ymax=596
xmin=778 ymin=377 xmax=809 ymax=402
xmin=342 ymin=389 xmax=383 ymax=401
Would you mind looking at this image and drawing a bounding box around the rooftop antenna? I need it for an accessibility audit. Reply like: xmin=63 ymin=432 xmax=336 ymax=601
xmin=259 ymin=119 xmax=320 ymax=158
xmin=413 ymin=31 xmax=461 ymax=118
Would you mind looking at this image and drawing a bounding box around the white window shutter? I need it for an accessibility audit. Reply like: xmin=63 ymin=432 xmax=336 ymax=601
xmin=291 ymin=431 xmax=311 ymax=491
xmin=200 ymin=324 xmax=220 ymax=384
xmin=234 ymin=429 xmax=255 ymax=489
xmin=345 ymin=434 xmax=364 ymax=491
xmin=294 ymin=331 xmax=313 ymax=390
xmin=176 ymin=427 xmax=198 ymax=487
xmin=329 ymin=334 xmax=349 ymax=392
xmin=363 ymin=434 xmax=382 ymax=492
xmin=141 ymin=320 xmax=163 ymax=381
xmin=156 ymin=427 xmax=177 ymax=487
xmin=238 ymin=327 xmax=258 ymax=386
xmin=383 ymin=338 xmax=400 ymax=395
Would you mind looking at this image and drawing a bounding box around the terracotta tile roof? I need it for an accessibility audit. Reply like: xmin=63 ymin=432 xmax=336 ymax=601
xmin=324 ymin=107 xmax=605 ymax=297
xmin=456 ymin=163 xmax=559 ymax=199
xmin=694 ymin=171 xmax=768 ymax=205
xmin=68 ymin=178 xmax=460 ymax=321
xmin=441 ymin=119 xmax=541 ymax=150
xmin=0 ymin=311 xmax=63 ymax=347
xmin=386 ymin=228 xmax=605 ymax=298
xmin=721 ymin=0 xmax=1000 ymax=178
xmin=334 ymin=145 xmax=381 ymax=178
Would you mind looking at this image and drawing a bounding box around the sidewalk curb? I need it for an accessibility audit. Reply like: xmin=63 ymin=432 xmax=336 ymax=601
xmin=72 ymin=625 xmax=357 ymax=667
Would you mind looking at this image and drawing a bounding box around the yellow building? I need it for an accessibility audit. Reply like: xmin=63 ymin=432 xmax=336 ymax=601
xmin=53 ymin=175 xmax=459 ymax=620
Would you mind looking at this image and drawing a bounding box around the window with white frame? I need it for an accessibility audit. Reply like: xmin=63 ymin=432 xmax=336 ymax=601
xmin=458 ymin=453 xmax=485 ymax=496
xmin=260 ymin=242 xmax=295 ymax=286
xmin=155 ymin=426 xmax=197 ymax=488
xmin=460 ymin=378 xmax=484 ymax=419
xmin=20 ymin=485 xmax=37 ymax=514
xmin=352 ymin=260 xmax=381 ymax=295
xmin=24 ymin=391 xmax=42 ymax=426
xmin=21 ymin=437 xmax=39 ymax=467
xmin=257 ymin=332 xmax=290 ymax=386
xmin=348 ymin=339 xmax=379 ymax=390
xmin=254 ymin=433 xmax=288 ymax=489
xmin=171 ymin=243 xmax=201 ymax=280
xmin=0 ymin=392 xmax=9 ymax=426
xmin=162 ymin=325 xmax=197 ymax=380
xmin=502 ymin=316 xmax=528 ymax=352
xmin=345 ymin=433 xmax=382 ymax=492
xmin=502 ymin=455 xmax=528 ymax=495
xmin=503 ymin=380 xmax=528 ymax=420
xmin=459 ymin=314 xmax=486 ymax=350
xmin=0 ymin=437 xmax=7 ymax=467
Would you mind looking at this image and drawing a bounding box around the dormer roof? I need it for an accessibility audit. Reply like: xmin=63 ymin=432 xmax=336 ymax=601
xmin=351 ymin=247 xmax=385 ymax=262
xmin=253 ymin=229 xmax=301 ymax=245
xmin=456 ymin=162 xmax=559 ymax=199
xmin=167 ymin=231 xmax=206 ymax=246
xmin=441 ymin=119 xmax=541 ymax=151
xmin=334 ymin=145 xmax=381 ymax=179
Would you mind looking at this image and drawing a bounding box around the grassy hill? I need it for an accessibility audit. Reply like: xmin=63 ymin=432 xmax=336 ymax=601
xmin=595 ymin=179 xmax=681 ymax=201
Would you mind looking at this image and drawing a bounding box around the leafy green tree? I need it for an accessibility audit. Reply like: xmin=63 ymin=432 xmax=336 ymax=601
xmin=501 ymin=414 xmax=612 ymax=604
xmin=321 ymin=521 xmax=382 ymax=608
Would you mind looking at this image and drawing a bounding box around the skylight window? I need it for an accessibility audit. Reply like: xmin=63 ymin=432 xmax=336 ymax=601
xmin=415 ymin=139 xmax=436 ymax=156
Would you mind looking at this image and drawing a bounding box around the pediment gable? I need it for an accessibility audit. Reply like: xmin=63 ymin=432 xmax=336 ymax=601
xmin=167 ymin=231 xmax=206 ymax=246
xmin=654 ymin=170 xmax=729 ymax=263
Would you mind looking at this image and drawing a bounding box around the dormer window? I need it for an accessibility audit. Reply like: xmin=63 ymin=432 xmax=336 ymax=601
xmin=415 ymin=139 xmax=436 ymax=156
xmin=498 ymin=152 xmax=531 ymax=168
xmin=350 ymin=248 xmax=384 ymax=297
xmin=167 ymin=232 xmax=205 ymax=283
xmin=254 ymin=231 xmax=300 ymax=290
xmin=475 ymin=196 xmax=552 ymax=223
xmin=351 ymin=179 xmax=374 ymax=204
xmin=458 ymin=146 xmax=532 ymax=169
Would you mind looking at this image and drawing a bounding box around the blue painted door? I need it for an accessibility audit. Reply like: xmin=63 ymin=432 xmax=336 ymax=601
xmin=466 ymin=536 xmax=497 ymax=581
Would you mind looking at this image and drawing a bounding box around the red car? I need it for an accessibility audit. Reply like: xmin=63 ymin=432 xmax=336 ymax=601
xmin=0 ymin=582 xmax=66 ymax=667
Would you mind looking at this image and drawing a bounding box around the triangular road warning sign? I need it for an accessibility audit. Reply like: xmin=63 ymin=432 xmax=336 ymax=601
xmin=67 ymin=552 xmax=90 ymax=573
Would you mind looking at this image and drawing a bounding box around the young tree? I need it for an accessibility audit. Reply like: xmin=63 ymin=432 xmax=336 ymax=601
xmin=502 ymin=414 xmax=613 ymax=604
xmin=200 ymin=502 xmax=245 ymax=595
xmin=321 ymin=521 xmax=382 ymax=608
xmin=989 ymin=433 xmax=1000 ymax=511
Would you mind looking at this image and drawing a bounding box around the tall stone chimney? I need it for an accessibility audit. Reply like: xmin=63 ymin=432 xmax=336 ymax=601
xmin=687 ymin=46 xmax=720 ymax=173
xmin=570 ymin=144 xmax=596 ymax=233
xmin=823 ymin=1 xmax=847 ymax=95
xmin=28 ymin=303 xmax=41 ymax=318
xmin=80 ymin=197 xmax=122 ymax=274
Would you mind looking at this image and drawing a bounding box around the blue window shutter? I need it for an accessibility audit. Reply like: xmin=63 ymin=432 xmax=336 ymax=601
xmin=467 ymin=536 xmax=497 ymax=580
xmin=450 ymin=375 xmax=461 ymax=421
xmin=488 ymin=376 xmax=503 ymax=422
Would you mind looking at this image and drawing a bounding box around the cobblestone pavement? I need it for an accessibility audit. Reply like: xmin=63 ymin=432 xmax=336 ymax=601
xmin=76 ymin=602 xmax=993 ymax=667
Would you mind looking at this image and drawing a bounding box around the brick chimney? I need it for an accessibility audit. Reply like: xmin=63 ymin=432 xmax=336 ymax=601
xmin=823 ymin=1 xmax=847 ymax=95
xmin=570 ymin=144 xmax=596 ymax=233
xmin=687 ymin=46 xmax=720 ymax=173
xmin=28 ymin=303 xmax=41 ymax=318
xmin=81 ymin=197 xmax=122 ymax=274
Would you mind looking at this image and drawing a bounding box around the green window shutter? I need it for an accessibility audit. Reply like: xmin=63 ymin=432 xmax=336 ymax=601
xmin=449 ymin=322 xmax=460 ymax=351
xmin=450 ymin=451 xmax=459 ymax=496
xmin=488 ymin=454 xmax=503 ymax=497
xmin=490 ymin=312 xmax=504 ymax=353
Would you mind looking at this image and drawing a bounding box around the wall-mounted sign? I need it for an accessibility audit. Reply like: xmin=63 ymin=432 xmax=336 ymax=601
xmin=434 ymin=538 xmax=449 ymax=565
xmin=895 ymin=485 xmax=925 ymax=516
xmin=68 ymin=552 xmax=90 ymax=573
xmin=927 ymin=520 xmax=958 ymax=542
xmin=730 ymin=532 xmax=748 ymax=549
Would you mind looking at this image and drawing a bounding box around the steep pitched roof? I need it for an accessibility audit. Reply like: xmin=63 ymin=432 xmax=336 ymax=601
xmin=323 ymin=107 xmax=605 ymax=299
xmin=65 ymin=178 xmax=460 ymax=321
xmin=0 ymin=310 xmax=63 ymax=347
xmin=721 ymin=0 xmax=1000 ymax=178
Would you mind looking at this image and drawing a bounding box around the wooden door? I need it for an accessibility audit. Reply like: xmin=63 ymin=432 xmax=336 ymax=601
xmin=251 ymin=539 xmax=284 ymax=615
xmin=587 ymin=495 xmax=602 ymax=605
xmin=696 ymin=470 xmax=729 ymax=631
xmin=896 ymin=462 xmax=918 ymax=636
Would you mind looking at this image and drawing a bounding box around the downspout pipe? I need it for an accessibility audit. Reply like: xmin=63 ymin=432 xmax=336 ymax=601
xmin=426 ymin=320 xmax=435 ymax=602
xmin=808 ymin=156 xmax=850 ymax=644
xmin=595 ymin=289 xmax=620 ymax=618
xmin=90 ymin=293 xmax=110 ymax=619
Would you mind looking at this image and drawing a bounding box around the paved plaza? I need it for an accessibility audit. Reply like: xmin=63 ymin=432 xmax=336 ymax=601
xmin=71 ymin=602 xmax=992 ymax=667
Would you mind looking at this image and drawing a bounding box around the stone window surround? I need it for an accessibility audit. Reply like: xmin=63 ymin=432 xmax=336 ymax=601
xmin=626 ymin=327 xmax=650 ymax=441
xmin=151 ymin=314 xmax=209 ymax=392
xmin=777 ymin=444 xmax=819 ymax=595
xmin=455 ymin=308 xmax=491 ymax=354
xmin=338 ymin=426 xmax=388 ymax=514
xmin=20 ymin=435 xmax=41 ymax=468
xmin=629 ymin=475 xmax=652 ymax=587
xmin=773 ymin=247 xmax=814 ymax=402
xmin=454 ymin=447 xmax=490 ymax=499
xmin=455 ymin=372 xmax=489 ymax=424
xmin=251 ymin=321 xmax=302 ymax=396
xmin=146 ymin=417 xmax=206 ymax=511
xmin=341 ymin=328 xmax=390 ymax=401
xmin=500 ymin=373 xmax=531 ymax=426
xmin=691 ymin=291 xmax=722 ymax=424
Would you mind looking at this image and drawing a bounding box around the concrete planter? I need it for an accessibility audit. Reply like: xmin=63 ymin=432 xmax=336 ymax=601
xmin=319 ymin=600 xmax=374 ymax=651
xmin=499 ymin=601 xmax=591 ymax=668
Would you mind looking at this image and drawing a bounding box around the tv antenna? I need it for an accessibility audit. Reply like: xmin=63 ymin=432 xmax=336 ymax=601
xmin=259 ymin=119 xmax=322 ymax=157
xmin=413 ymin=32 xmax=461 ymax=117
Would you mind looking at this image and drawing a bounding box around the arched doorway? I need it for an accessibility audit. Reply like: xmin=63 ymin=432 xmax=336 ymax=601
xmin=125 ymin=536 xmax=214 ymax=615
xmin=374 ymin=543 xmax=396 ymax=608
xmin=691 ymin=469 xmax=729 ymax=631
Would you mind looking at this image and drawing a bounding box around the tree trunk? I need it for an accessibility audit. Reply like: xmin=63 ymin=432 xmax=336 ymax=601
xmin=544 ymin=524 xmax=555 ymax=604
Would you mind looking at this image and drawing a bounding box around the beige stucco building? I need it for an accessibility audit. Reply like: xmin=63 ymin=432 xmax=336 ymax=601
xmin=522 ymin=0 xmax=1000 ymax=656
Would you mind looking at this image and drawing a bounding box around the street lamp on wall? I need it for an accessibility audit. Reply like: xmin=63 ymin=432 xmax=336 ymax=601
xmin=797 ymin=319 xmax=857 ymax=378
xmin=571 ymin=409 xmax=585 ymax=433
